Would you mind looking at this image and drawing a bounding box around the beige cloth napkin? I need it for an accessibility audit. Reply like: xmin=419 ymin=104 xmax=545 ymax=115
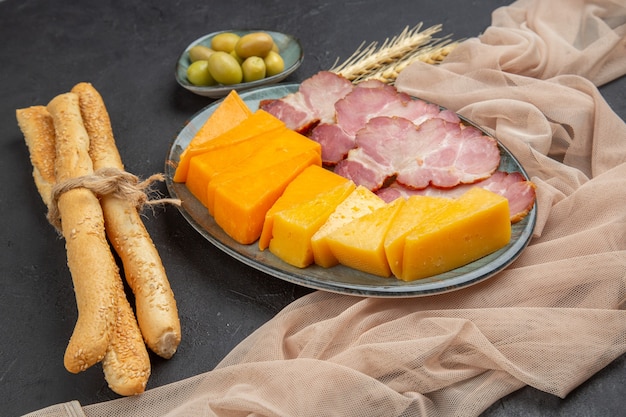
xmin=25 ymin=0 xmax=626 ymax=416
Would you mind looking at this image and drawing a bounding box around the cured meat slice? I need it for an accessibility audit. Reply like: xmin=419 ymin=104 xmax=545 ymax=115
xmin=309 ymin=123 xmax=354 ymax=165
xmin=376 ymin=171 xmax=536 ymax=223
xmin=260 ymin=93 xmax=312 ymax=134
xmin=311 ymin=79 xmax=460 ymax=165
xmin=335 ymin=80 xmax=444 ymax=136
xmin=299 ymin=71 xmax=354 ymax=124
xmin=334 ymin=116 xmax=501 ymax=191
xmin=259 ymin=71 xmax=353 ymax=134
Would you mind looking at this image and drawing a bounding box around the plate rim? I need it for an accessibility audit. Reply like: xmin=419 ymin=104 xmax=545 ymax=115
xmin=165 ymin=83 xmax=537 ymax=297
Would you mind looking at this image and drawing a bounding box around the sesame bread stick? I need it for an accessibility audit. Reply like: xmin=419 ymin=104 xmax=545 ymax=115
xmin=46 ymin=92 xmax=118 ymax=373
xmin=72 ymin=82 xmax=181 ymax=359
xmin=16 ymin=106 xmax=57 ymax=207
xmin=102 ymin=274 xmax=151 ymax=395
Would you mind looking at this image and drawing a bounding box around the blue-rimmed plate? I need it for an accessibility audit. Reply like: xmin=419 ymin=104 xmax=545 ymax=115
xmin=165 ymin=84 xmax=536 ymax=297
xmin=175 ymin=30 xmax=303 ymax=98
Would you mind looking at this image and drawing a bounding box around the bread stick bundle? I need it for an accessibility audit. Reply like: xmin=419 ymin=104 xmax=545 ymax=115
xmin=17 ymin=96 xmax=151 ymax=395
xmin=72 ymin=82 xmax=181 ymax=359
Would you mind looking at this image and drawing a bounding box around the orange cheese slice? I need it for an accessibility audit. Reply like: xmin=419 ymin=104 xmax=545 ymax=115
xmin=383 ymin=195 xmax=452 ymax=278
xmin=258 ymin=165 xmax=349 ymax=251
xmin=212 ymin=150 xmax=321 ymax=245
xmin=180 ymin=109 xmax=286 ymax=190
xmin=206 ymin=129 xmax=322 ymax=215
xmin=401 ymin=187 xmax=511 ymax=281
xmin=311 ymin=185 xmax=386 ymax=268
xmin=185 ymin=129 xmax=281 ymax=208
xmin=173 ymin=90 xmax=252 ymax=183
xmin=188 ymin=109 xmax=285 ymax=154
xmin=324 ymin=198 xmax=404 ymax=277
xmin=180 ymin=110 xmax=286 ymax=198
xmin=269 ymin=181 xmax=356 ymax=268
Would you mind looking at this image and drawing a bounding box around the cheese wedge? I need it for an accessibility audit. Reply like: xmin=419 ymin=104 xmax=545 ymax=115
xmin=173 ymin=90 xmax=252 ymax=183
xmin=258 ymin=165 xmax=349 ymax=251
xmin=311 ymin=185 xmax=386 ymax=268
xmin=212 ymin=150 xmax=321 ymax=245
xmin=383 ymin=195 xmax=452 ymax=278
xmin=206 ymin=129 xmax=322 ymax=215
xmin=401 ymin=187 xmax=511 ymax=281
xmin=324 ymin=198 xmax=404 ymax=277
xmin=269 ymin=181 xmax=356 ymax=268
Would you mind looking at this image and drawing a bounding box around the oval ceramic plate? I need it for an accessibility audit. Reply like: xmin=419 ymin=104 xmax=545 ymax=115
xmin=175 ymin=30 xmax=303 ymax=98
xmin=165 ymin=84 xmax=536 ymax=297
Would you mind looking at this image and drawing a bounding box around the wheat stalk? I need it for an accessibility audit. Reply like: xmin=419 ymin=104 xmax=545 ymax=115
xmin=330 ymin=23 xmax=459 ymax=85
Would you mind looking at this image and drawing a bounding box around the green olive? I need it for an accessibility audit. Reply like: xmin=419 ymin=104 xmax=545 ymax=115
xmin=186 ymin=60 xmax=216 ymax=86
xmin=235 ymin=32 xmax=274 ymax=58
xmin=241 ymin=56 xmax=266 ymax=83
xmin=230 ymin=50 xmax=244 ymax=65
xmin=210 ymin=32 xmax=240 ymax=53
xmin=263 ymin=51 xmax=285 ymax=77
xmin=207 ymin=51 xmax=243 ymax=85
xmin=188 ymin=45 xmax=215 ymax=62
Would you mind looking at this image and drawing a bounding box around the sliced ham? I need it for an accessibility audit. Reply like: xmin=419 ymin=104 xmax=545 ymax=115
xmin=309 ymin=123 xmax=354 ymax=164
xmin=259 ymin=71 xmax=353 ymax=134
xmin=334 ymin=116 xmax=501 ymax=191
xmin=376 ymin=171 xmax=536 ymax=223
xmin=299 ymin=71 xmax=354 ymax=124
xmin=259 ymin=93 xmax=313 ymax=134
xmin=334 ymin=80 xmax=446 ymax=135
xmin=262 ymin=71 xmax=463 ymax=165
xmin=311 ymin=79 xmax=460 ymax=165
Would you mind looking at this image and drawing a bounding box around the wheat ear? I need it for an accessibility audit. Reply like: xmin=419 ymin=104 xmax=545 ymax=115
xmin=330 ymin=23 xmax=459 ymax=85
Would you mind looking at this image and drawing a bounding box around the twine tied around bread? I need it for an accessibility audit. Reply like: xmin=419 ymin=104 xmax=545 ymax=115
xmin=47 ymin=167 xmax=181 ymax=232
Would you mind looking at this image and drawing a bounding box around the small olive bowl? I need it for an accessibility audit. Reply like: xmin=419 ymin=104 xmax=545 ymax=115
xmin=175 ymin=29 xmax=304 ymax=98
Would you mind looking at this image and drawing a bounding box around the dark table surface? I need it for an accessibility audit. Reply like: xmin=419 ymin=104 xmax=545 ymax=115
xmin=1 ymin=0 xmax=625 ymax=416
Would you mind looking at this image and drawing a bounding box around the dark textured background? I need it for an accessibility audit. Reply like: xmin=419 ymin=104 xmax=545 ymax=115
xmin=1 ymin=0 xmax=624 ymax=416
